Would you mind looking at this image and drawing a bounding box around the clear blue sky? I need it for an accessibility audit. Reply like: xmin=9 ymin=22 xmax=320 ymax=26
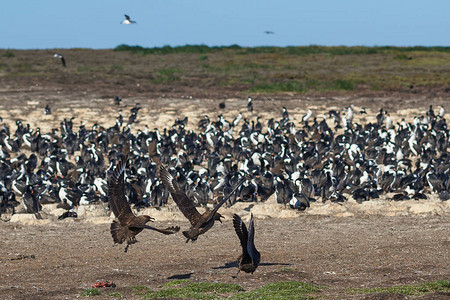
xmin=1 ymin=0 xmax=449 ymax=49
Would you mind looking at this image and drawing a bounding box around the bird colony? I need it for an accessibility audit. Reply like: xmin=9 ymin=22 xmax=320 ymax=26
xmin=0 ymin=100 xmax=448 ymax=271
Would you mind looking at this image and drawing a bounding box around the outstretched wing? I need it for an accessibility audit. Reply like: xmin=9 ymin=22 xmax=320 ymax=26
xmin=61 ymin=57 xmax=66 ymax=67
xmin=124 ymin=14 xmax=130 ymax=21
xmin=108 ymin=156 xmax=134 ymax=225
xmin=208 ymin=177 xmax=245 ymax=222
xmin=247 ymin=213 xmax=260 ymax=265
xmin=233 ymin=214 xmax=248 ymax=249
xmin=233 ymin=214 xmax=252 ymax=263
xmin=139 ymin=225 xmax=180 ymax=235
xmin=159 ymin=165 xmax=201 ymax=225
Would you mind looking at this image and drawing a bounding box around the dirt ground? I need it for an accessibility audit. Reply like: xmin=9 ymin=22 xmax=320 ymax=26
xmin=0 ymin=215 xmax=448 ymax=299
xmin=0 ymin=78 xmax=449 ymax=299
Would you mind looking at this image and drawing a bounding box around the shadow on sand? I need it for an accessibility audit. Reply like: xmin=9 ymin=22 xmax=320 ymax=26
xmin=213 ymin=261 xmax=290 ymax=270
xmin=167 ymin=273 xmax=193 ymax=280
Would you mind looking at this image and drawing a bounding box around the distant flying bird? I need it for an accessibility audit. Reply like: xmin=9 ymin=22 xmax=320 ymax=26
xmin=264 ymin=31 xmax=275 ymax=35
xmin=109 ymin=156 xmax=180 ymax=252
xmin=159 ymin=165 xmax=244 ymax=243
xmin=121 ymin=14 xmax=137 ymax=24
xmin=53 ymin=53 xmax=66 ymax=67
xmin=232 ymin=213 xmax=260 ymax=275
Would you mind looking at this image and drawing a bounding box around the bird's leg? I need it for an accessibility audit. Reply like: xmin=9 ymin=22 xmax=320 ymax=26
xmin=233 ymin=269 xmax=241 ymax=278
xmin=124 ymin=244 xmax=129 ymax=253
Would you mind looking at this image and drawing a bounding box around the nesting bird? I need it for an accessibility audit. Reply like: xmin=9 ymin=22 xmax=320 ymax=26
xmin=44 ymin=104 xmax=51 ymax=115
xmin=247 ymin=97 xmax=253 ymax=112
xmin=114 ymin=96 xmax=122 ymax=106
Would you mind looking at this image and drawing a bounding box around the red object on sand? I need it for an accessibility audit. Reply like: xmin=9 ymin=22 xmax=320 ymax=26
xmin=92 ymin=281 xmax=116 ymax=288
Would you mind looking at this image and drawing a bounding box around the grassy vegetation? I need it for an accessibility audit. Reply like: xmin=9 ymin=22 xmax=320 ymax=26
xmin=131 ymin=285 xmax=151 ymax=295
xmin=106 ymin=291 xmax=123 ymax=298
xmin=230 ymin=281 xmax=322 ymax=300
xmin=114 ymin=44 xmax=450 ymax=56
xmin=162 ymin=279 xmax=191 ymax=287
xmin=2 ymin=51 xmax=15 ymax=58
xmin=153 ymin=67 xmax=182 ymax=84
xmin=135 ymin=280 xmax=323 ymax=299
xmin=348 ymin=280 xmax=450 ymax=296
xmin=1 ymin=45 xmax=449 ymax=95
xmin=142 ymin=281 xmax=243 ymax=299
xmin=123 ymin=280 xmax=450 ymax=299
xmin=80 ymin=288 xmax=102 ymax=297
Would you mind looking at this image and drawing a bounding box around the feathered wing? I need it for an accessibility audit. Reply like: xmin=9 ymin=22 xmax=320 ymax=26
xmin=207 ymin=177 xmax=245 ymax=223
xmin=141 ymin=225 xmax=180 ymax=235
xmin=159 ymin=165 xmax=201 ymax=225
xmin=247 ymin=214 xmax=260 ymax=265
xmin=233 ymin=214 xmax=252 ymax=263
xmin=124 ymin=14 xmax=130 ymax=21
xmin=108 ymin=156 xmax=134 ymax=225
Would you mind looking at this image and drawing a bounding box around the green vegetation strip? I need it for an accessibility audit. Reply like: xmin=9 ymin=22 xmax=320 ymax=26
xmin=3 ymin=45 xmax=450 ymax=94
xmin=81 ymin=288 xmax=102 ymax=297
xmin=138 ymin=280 xmax=321 ymax=299
xmin=142 ymin=282 xmax=243 ymax=299
xmin=348 ymin=280 xmax=450 ymax=296
xmin=114 ymin=44 xmax=450 ymax=55
xmin=230 ymin=281 xmax=321 ymax=300
xmin=107 ymin=291 xmax=123 ymax=298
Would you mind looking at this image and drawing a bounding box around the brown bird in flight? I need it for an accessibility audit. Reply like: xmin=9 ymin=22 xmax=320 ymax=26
xmin=233 ymin=213 xmax=260 ymax=275
xmin=109 ymin=156 xmax=180 ymax=252
xmin=159 ymin=165 xmax=244 ymax=243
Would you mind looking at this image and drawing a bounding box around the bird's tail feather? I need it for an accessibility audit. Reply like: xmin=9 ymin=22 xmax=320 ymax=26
xmin=110 ymin=220 xmax=128 ymax=244
xmin=182 ymin=230 xmax=198 ymax=242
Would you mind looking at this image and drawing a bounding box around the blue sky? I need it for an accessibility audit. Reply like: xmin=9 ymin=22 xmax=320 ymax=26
xmin=1 ymin=0 xmax=449 ymax=49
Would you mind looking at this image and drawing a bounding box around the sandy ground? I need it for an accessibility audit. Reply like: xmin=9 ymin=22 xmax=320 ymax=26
xmin=1 ymin=215 xmax=449 ymax=299
xmin=1 ymin=89 xmax=450 ymax=299
xmin=0 ymin=88 xmax=449 ymax=135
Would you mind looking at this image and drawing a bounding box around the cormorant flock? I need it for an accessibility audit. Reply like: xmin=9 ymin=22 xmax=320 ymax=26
xmin=0 ymin=102 xmax=448 ymax=224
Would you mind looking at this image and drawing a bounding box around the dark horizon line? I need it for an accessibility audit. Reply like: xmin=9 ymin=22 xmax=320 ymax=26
xmin=1 ymin=44 xmax=450 ymax=51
